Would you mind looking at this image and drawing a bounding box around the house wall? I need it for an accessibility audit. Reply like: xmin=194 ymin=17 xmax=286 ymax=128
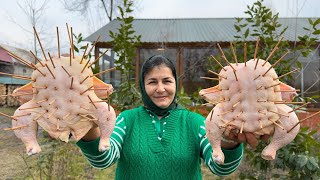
xmin=13 ymin=63 xmax=33 ymax=77
xmin=0 ymin=63 xmax=13 ymax=74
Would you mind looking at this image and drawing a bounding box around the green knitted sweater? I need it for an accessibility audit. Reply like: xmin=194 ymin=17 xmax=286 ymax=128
xmin=77 ymin=106 xmax=243 ymax=179
xmin=116 ymin=106 xmax=203 ymax=179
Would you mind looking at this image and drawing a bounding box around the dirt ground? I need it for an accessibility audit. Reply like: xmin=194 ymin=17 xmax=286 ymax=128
xmin=0 ymin=107 xmax=31 ymax=179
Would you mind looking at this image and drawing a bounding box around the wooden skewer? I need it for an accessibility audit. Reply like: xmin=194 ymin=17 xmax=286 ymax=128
xmin=19 ymin=105 xmax=41 ymax=110
xmin=200 ymin=77 xmax=220 ymax=81
xmin=12 ymin=113 xmax=31 ymax=118
xmin=268 ymin=118 xmax=285 ymax=130
xmin=45 ymin=64 xmax=55 ymax=79
xmin=262 ymin=50 xmax=289 ymax=77
xmin=217 ymin=44 xmax=236 ymax=71
xmin=254 ymin=57 xmax=260 ymax=70
xmin=233 ymin=71 xmax=238 ymax=81
xmin=6 ymin=51 xmax=34 ymax=69
xmin=254 ymin=75 xmax=261 ymax=80
xmin=30 ymin=50 xmax=45 ymax=67
xmin=202 ymin=102 xmax=214 ymax=106
xmin=4 ymin=125 xmax=28 ymax=131
xmin=254 ymin=37 xmax=260 ymax=60
xmin=230 ymin=42 xmax=238 ymax=65
xmin=69 ymin=48 xmax=72 ymax=66
xmin=31 ymin=64 xmax=46 ymax=77
xmin=288 ymin=102 xmax=311 ymax=113
xmin=287 ymin=111 xmax=320 ymax=133
xmin=262 ymin=37 xmax=284 ymax=66
xmin=80 ymin=85 xmax=94 ymax=95
xmin=274 ymin=101 xmax=305 ymax=104
xmin=263 ymin=47 xmax=279 ymax=66
xmin=61 ymin=66 xmax=71 ymax=77
xmin=2 ymin=92 xmax=35 ymax=97
xmin=233 ymin=101 xmax=240 ymax=108
xmin=33 ymin=112 xmax=45 ymax=121
xmin=48 ymin=52 xmax=55 ymax=68
xmin=258 ymin=119 xmax=263 ymax=129
xmin=274 ymin=69 xmax=299 ymax=80
xmin=256 ymin=86 xmax=264 ymax=90
xmin=49 ymin=99 xmax=56 ymax=105
xmin=66 ymin=23 xmax=72 ymax=52
xmin=240 ymin=121 xmax=244 ymax=133
xmin=222 ymin=118 xmax=236 ymax=127
xmin=33 ymin=26 xmax=48 ymax=61
xmin=0 ymin=72 xmax=32 ymax=80
xmin=236 ymin=111 xmax=243 ymax=117
xmin=81 ymin=59 xmax=90 ymax=73
xmin=210 ymin=110 xmax=214 ymax=121
xmin=0 ymin=112 xmax=18 ymax=120
xmin=88 ymin=95 xmax=97 ymax=109
xmin=47 ymin=108 xmax=57 ymax=119
xmin=57 ymin=119 xmax=60 ymax=130
xmin=244 ymin=43 xmax=247 ymax=66
xmin=80 ymin=43 xmax=89 ymax=64
xmin=88 ymin=49 xmax=109 ymax=68
xmin=274 ymin=89 xmax=300 ymax=92
xmin=80 ymin=106 xmax=90 ymax=111
xmin=217 ymin=109 xmax=233 ymax=116
xmin=80 ymin=76 xmax=90 ymax=84
xmin=269 ymin=110 xmax=289 ymax=117
xmin=92 ymin=67 xmax=116 ymax=77
xmin=71 ymin=27 xmax=74 ymax=59
xmin=79 ymin=114 xmax=98 ymax=121
xmin=265 ymin=83 xmax=281 ymax=89
xmin=208 ymin=70 xmax=227 ymax=79
xmin=56 ymin=27 xmax=60 ymax=58
xmin=70 ymin=77 xmax=74 ymax=89
xmin=33 ymin=86 xmax=47 ymax=89
xmin=36 ymin=99 xmax=48 ymax=104
xmin=63 ymin=113 xmax=71 ymax=120
xmin=211 ymin=55 xmax=227 ymax=71
xmin=87 ymin=35 xmax=101 ymax=57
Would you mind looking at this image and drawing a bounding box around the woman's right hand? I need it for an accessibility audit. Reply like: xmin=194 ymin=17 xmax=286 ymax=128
xmin=81 ymin=125 xmax=100 ymax=142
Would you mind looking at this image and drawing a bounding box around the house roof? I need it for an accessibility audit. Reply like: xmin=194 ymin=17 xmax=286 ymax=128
xmin=0 ymin=44 xmax=33 ymax=65
xmin=0 ymin=48 xmax=12 ymax=63
xmin=84 ymin=18 xmax=319 ymax=44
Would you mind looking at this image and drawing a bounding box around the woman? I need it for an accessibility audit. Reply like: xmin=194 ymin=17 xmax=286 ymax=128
xmin=77 ymin=55 xmax=257 ymax=179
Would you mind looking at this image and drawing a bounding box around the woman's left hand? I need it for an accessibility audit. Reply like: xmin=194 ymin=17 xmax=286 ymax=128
xmin=221 ymin=130 xmax=270 ymax=149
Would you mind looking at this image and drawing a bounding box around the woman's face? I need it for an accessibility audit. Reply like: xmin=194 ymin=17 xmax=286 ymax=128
xmin=144 ymin=64 xmax=176 ymax=108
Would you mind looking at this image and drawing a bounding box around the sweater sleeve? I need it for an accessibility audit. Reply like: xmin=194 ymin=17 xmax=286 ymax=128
xmin=199 ymin=119 xmax=243 ymax=177
xmin=76 ymin=114 xmax=126 ymax=169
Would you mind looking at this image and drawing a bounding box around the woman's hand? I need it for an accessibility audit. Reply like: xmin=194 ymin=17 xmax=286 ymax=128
xmin=81 ymin=125 xmax=100 ymax=142
xmin=221 ymin=129 xmax=270 ymax=149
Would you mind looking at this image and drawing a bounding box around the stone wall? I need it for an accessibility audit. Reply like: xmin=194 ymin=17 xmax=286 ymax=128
xmin=0 ymin=84 xmax=22 ymax=107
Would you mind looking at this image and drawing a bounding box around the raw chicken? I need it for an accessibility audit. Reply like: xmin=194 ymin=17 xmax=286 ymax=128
xmin=199 ymin=58 xmax=301 ymax=164
xmin=6 ymin=53 xmax=116 ymax=155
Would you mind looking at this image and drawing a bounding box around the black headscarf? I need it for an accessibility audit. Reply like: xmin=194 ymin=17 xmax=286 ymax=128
xmin=139 ymin=55 xmax=179 ymax=116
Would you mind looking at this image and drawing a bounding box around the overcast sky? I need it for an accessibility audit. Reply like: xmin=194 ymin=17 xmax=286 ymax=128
xmin=1 ymin=0 xmax=319 ymax=53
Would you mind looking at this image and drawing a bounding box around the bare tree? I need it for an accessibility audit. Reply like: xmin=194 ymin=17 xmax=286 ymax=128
xmin=7 ymin=0 xmax=50 ymax=62
xmin=60 ymin=0 xmax=123 ymax=31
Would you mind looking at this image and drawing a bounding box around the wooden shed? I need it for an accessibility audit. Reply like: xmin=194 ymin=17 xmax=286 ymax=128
xmin=84 ymin=18 xmax=320 ymax=96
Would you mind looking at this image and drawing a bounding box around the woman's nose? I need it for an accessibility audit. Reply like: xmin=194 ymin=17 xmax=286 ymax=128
xmin=156 ymin=83 xmax=165 ymax=93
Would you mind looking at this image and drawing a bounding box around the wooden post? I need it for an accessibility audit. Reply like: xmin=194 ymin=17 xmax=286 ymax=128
xmin=135 ymin=48 xmax=140 ymax=86
xmin=176 ymin=46 xmax=183 ymax=90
